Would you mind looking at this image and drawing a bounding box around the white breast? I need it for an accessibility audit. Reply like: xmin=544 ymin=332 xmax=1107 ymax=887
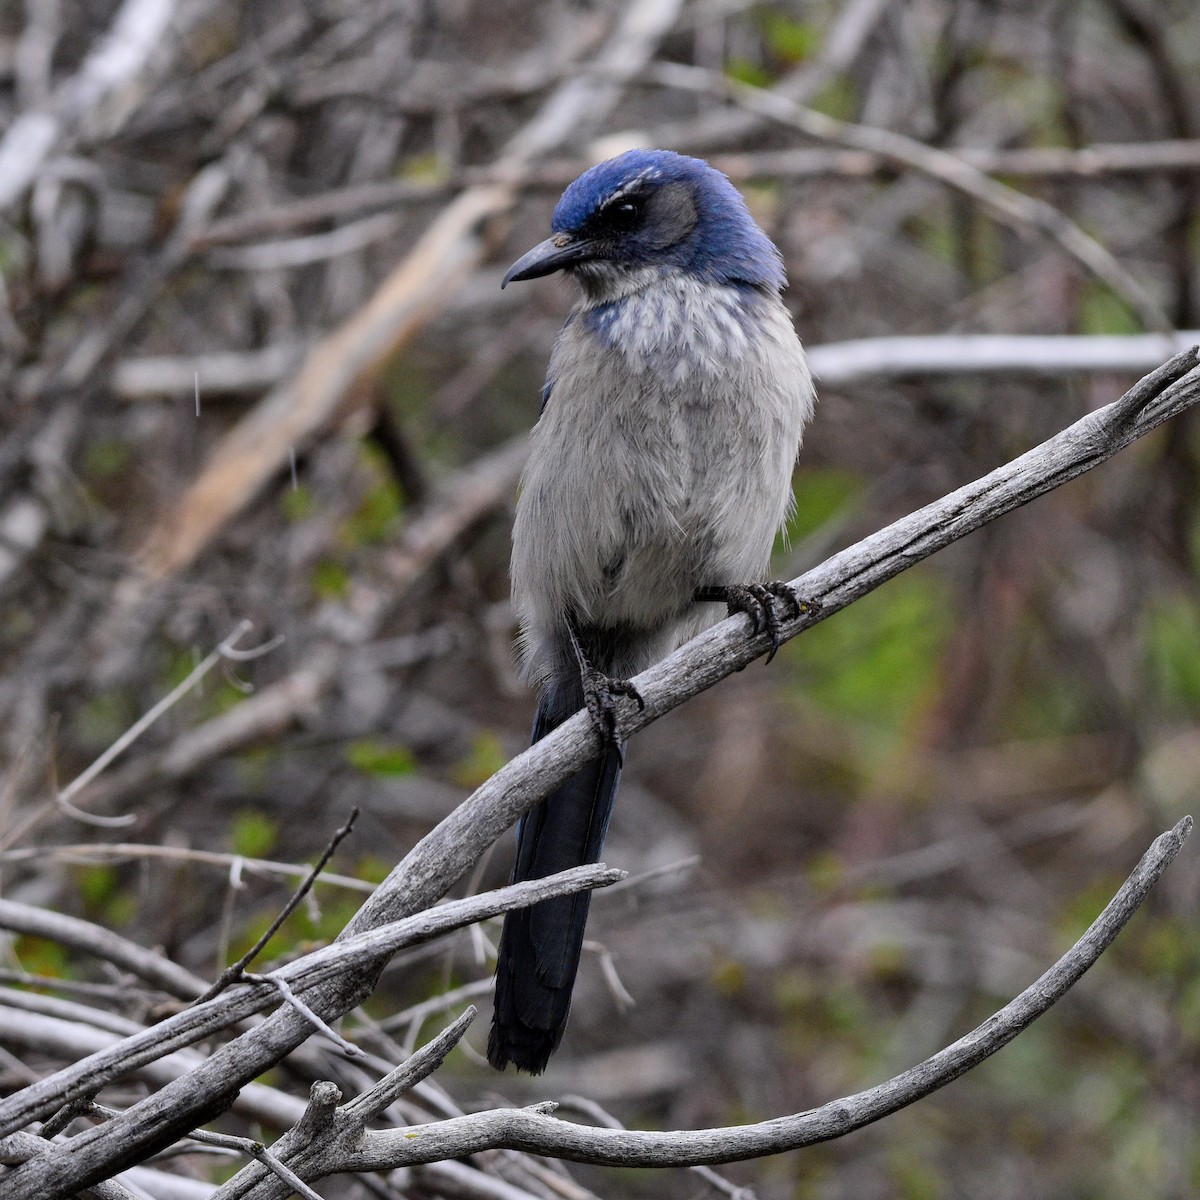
xmin=512 ymin=273 xmax=814 ymax=673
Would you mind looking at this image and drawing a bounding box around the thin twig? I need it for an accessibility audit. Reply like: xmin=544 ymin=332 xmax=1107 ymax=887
xmin=581 ymin=940 xmax=635 ymax=1012
xmin=242 ymin=974 xmax=363 ymax=1058
xmin=55 ymin=620 xmax=280 ymax=824
xmin=121 ymin=1114 xmax=329 ymax=1200
xmin=340 ymin=1006 xmax=476 ymax=1122
xmin=189 ymin=1129 xmax=327 ymax=1200
xmin=195 ymin=808 xmax=360 ymax=1004
xmin=0 ymin=842 xmax=375 ymax=894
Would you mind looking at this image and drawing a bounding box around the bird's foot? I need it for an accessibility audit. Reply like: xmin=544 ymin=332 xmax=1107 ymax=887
xmin=695 ymin=582 xmax=821 ymax=663
xmin=582 ymin=668 xmax=644 ymax=749
xmin=566 ymin=624 xmax=645 ymax=746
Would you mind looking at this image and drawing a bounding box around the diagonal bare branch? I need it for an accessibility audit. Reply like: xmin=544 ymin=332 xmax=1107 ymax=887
xmin=0 ymin=865 xmax=626 ymax=1142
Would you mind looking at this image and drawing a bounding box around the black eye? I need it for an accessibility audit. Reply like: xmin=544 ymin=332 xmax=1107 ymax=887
xmin=603 ymin=198 xmax=643 ymax=232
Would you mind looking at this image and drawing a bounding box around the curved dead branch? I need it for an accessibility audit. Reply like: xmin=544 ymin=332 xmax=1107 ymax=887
xmin=211 ymin=818 xmax=1194 ymax=1196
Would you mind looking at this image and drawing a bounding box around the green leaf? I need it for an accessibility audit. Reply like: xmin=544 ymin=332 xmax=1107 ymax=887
xmin=14 ymin=935 xmax=72 ymax=979
xmin=83 ymin=440 xmax=132 ymax=481
xmin=75 ymin=864 xmax=137 ymax=927
xmin=762 ymin=13 xmax=818 ymax=63
xmin=346 ymin=738 xmax=417 ymax=778
xmin=809 ymin=76 xmax=858 ymax=121
xmin=724 ymin=58 xmax=772 ymax=88
xmin=450 ymin=732 xmax=508 ymax=789
xmin=398 ymin=153 xmax=447 ymax=183
xmin=1144 ymin=593 xmax=1200 ymax=710
xmin=230 ymin=811 xmax=279 ymax=858
xmin=77 ymin=864 xmax=120 ymax=911
xmin=345 ymin=481 xmax=401 ymax=544
xmin=312 ymin=560 xmax=350 ymax=600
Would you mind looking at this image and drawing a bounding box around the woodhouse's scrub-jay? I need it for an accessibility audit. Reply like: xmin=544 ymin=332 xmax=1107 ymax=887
xmin=489 ymin=149 xmax=816 ymax=1073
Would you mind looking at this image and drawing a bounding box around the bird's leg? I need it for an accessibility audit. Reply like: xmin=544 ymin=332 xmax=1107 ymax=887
xmin=695 ymin=582 xmax=821 ymax=663
xmin=566 ymin=621 xmax=645 ymax=747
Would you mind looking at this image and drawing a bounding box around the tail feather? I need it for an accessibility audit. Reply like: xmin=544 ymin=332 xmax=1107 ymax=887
xmin=488 ymin=684 xmax=622 ymax=1073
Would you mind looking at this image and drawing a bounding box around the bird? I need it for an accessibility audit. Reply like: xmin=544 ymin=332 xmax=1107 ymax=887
xmin=488 ymin=148 xmax=816 ymax=1074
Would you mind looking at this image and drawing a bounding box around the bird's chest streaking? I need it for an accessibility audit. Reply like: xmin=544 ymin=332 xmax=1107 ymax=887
xmin=511 ymin=272 xmax=813 ymax=649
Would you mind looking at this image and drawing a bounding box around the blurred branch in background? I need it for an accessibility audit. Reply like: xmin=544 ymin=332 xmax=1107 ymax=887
xmin=640 ymin=61 xmax=1174 ymax=332
xmin=806 ymin=330 xmax=1200 ymax=384
xmin=0 ymin=0 xmax=211 ymax=212
xmin=2 ymin=1 xmax=1200 ymax=1198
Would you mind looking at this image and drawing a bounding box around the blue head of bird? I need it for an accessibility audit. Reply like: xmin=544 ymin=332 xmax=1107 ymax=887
xmin=502 ymin=149 xmax=785 ymax=301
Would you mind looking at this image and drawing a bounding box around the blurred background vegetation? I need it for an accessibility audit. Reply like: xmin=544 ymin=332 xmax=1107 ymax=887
xmin=1 ymin=0 xmax=1199 ymax=1197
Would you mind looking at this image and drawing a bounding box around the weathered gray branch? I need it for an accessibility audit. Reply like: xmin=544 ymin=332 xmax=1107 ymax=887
xmin=4 ymin=350 xmax=1198 ymax=1197
xmin=199 ymin=817 xmax=1196 ymax=1187
xmin=0 ymin=1132 xmax=144 ymax=1200
xmin=23 ymin=816 xmax=1180 ymax=1197
xmin=0 ymin=1008 xmax=307 ymax=1132
xmin=0 ymin=865 xmax=624 ymax=1141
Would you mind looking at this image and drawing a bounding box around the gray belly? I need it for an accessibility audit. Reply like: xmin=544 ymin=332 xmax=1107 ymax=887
xmin=510 ymin=280 xmax=814 ymax=675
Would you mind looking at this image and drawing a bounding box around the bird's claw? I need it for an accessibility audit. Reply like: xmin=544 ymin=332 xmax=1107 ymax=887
xmin=567 ymin=623 xmax=645 ymax=747
xmin=697 ymin=581 xmax=821 ymax=663
xmin=580 ymin=665 xmax=644 ymax=748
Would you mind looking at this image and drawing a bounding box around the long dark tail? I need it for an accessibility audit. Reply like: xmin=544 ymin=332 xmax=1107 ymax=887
xmin=488 ymin=680 xmax=623 ymax=1073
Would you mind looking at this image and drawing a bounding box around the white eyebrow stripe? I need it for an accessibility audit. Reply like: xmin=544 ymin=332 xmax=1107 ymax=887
xmin=599 ymin=167 xmax=662 ymax=209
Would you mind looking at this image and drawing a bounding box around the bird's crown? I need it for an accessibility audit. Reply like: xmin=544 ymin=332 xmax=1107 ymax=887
xmin=549 ymin=149 xmax=785 ymax=291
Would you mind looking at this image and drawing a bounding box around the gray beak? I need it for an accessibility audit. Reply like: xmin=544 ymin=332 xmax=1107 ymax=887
xmin=501 ymin=235 xmax=596 ymax=288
